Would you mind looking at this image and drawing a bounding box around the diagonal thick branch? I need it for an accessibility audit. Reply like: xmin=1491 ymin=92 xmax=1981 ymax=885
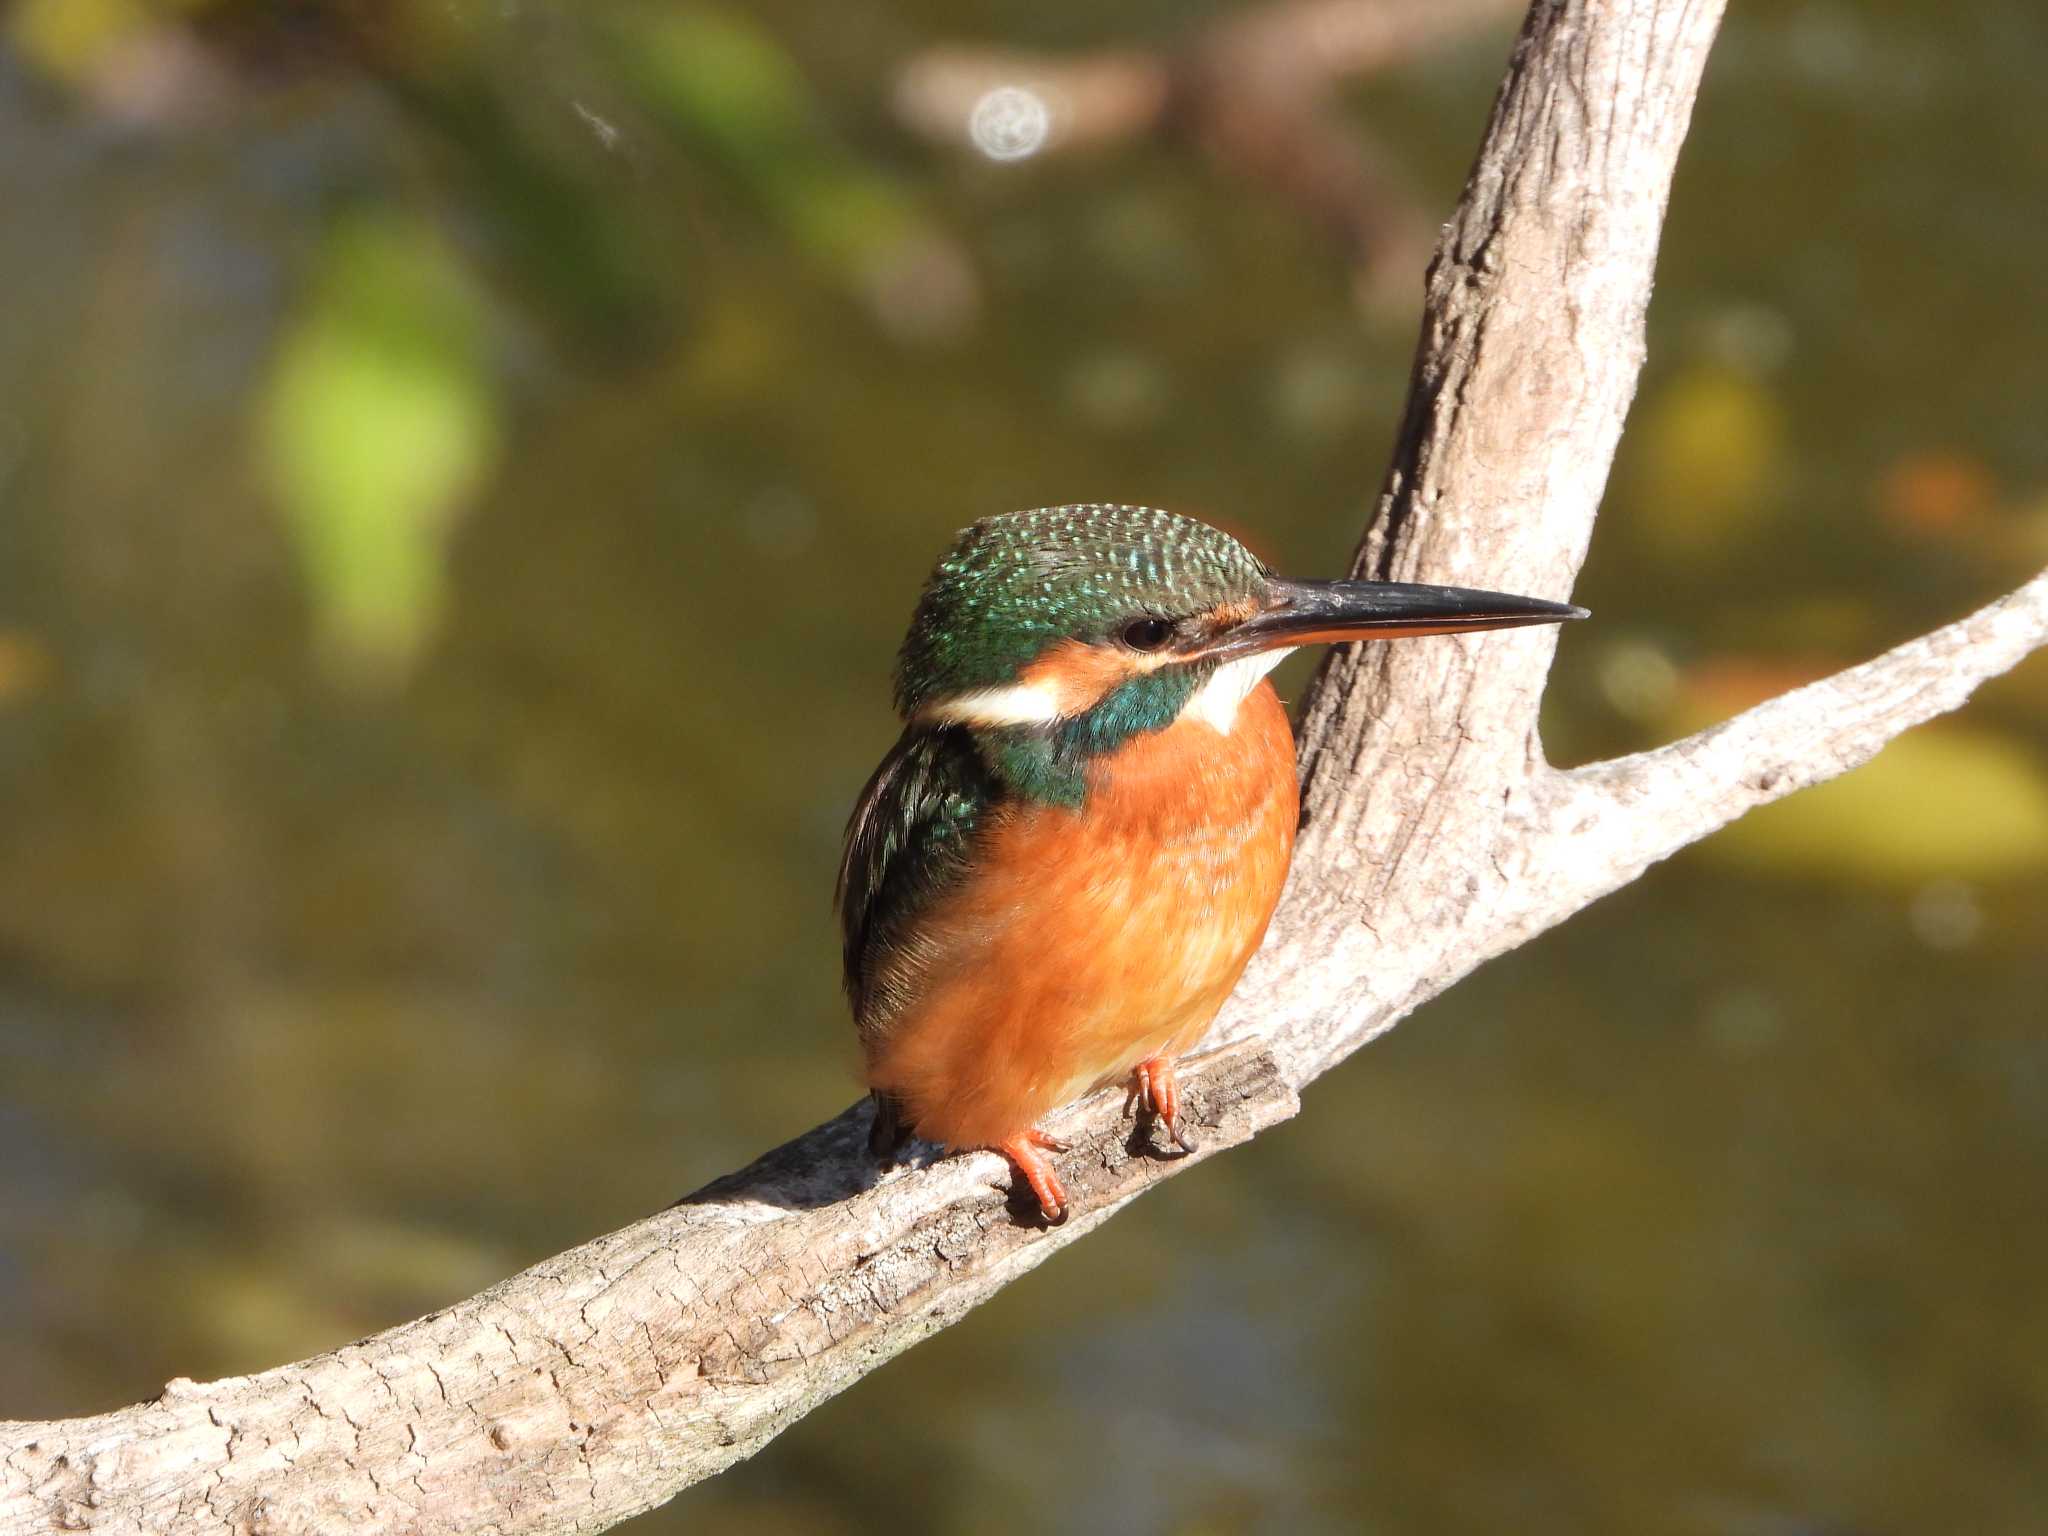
xmin=7 ymin=3 xmax=2045 ymax=1533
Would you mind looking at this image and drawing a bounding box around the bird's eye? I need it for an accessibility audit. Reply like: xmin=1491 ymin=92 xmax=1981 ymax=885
xmin=1120 ymin=617 xmax=1174 ymax=652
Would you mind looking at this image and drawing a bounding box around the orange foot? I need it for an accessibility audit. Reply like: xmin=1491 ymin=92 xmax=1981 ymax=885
xmin=994 ymin=1128 xmax=1070 ymax=1226
xmin=1123 ymin=1056 xmax=1196 ymax=1155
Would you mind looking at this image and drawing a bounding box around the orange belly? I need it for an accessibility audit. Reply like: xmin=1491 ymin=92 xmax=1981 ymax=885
xmin=864 ymin=679 xmax=1298 ymax=1149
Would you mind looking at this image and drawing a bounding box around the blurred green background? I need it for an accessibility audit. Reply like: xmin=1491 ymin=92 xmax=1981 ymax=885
xmin=3 ymin=1 xmax=2046 ymax=1531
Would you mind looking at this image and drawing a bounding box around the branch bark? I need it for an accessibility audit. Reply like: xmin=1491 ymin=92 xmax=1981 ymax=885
xmin=8 ymin=3 xmax=2046 ymax=1533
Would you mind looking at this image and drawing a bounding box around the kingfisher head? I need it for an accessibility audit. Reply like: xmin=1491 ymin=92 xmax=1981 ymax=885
xmin=894 ymin=504 xmax=1584 ymax=802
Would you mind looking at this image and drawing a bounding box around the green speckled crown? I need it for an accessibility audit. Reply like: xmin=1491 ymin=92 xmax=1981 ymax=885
xmin=894 ymin=504 xmax=1269 ymax=715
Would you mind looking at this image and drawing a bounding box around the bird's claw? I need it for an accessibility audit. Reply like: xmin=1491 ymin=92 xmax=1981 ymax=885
xmin=995 ymin=1128 xmax=1070 ymax=1225
xmin=1126 ymin=1057 xmax=1197 ymax=1156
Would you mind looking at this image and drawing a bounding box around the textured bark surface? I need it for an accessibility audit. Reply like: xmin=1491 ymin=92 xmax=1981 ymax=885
xmin=8 ymin=2 xmax=2047 ymax=1532
xmin=1232 ymin=0 xmax=1723 ymax=1082
xmin=5 ymin=1050 xmax=1298 ymax=1536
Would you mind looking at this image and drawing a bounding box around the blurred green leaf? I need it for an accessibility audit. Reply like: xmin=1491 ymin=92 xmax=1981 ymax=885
xmin=614 ymin=5 xmax=916 ymax=266
xmin=259 ymin=210 xmax=500 ymax=685
xmin=631 ymin=5 xmax=812 ymax=155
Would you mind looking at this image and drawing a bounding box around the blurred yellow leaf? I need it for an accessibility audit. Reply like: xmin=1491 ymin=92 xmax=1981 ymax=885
xmin=1671 ymin=657 xmax=2048 ymax=882
xmin=258 ymin=210 xmax=500 ymax=685
xmin=1703 ymin=724 xmax=2048 ymax=882
xmin=1630 ymin=363 xmax=1785 ymax=560
xmin=7 ymin=0 xmax=216 ymax=82
xmin=9 ymin=0 xmax=149 ymax=82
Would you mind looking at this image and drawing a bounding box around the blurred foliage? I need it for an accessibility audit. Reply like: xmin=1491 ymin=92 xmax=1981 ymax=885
xmin=610 ymin=4 xmax=976 ymax=340
xmin=0 ymin=632 xmax=53 ymax=707
xmin=1 ymin=1 xmax=2046 ymax=1534
xmin=1629 ymin=360 xmax=1788 ymax=562
xmin=259 ymin=210 xmax=500 ymax=684
xmin=618 ymin=7 xmax=909 ymax=261
xmin=1613 ymin=658 xmax=2048 ymax=882
xmin=7 ymin=0 xmax=200 ymax=82
xmin=1709 ymin=721 xmax=2048 ymax=881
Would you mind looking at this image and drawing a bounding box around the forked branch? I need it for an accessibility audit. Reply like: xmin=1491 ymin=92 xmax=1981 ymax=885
xmin=8 ymin=3 xmax=2044 ymax=1534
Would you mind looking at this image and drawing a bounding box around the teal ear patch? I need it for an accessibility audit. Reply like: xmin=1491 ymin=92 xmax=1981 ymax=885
xmin=972 ymin=660 xmax=1213 ymax=808
xmin=1059 ymin=667 xmax=1206 ymax=757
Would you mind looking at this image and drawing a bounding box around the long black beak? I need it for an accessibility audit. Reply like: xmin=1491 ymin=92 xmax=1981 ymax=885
xmin=1206 ymin=577 xmax=1588 ymax=661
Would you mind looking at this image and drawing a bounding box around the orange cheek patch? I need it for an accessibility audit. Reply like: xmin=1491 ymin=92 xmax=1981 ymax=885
xmin=1015 ymin=639 xmax=1148 ymax=716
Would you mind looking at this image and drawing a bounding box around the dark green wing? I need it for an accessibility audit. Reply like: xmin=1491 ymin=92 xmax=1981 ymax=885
xmin=835 ymin=725 xmax=999 ymax=1038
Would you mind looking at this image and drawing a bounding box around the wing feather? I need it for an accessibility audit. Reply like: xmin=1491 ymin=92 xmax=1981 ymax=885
xmin=835 ymin=727 xmax=999 ymax=1041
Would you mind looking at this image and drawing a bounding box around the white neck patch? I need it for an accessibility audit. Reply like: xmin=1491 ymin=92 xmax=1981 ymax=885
xmin=915 ymin=679 xmax=1063 ymax=729
xmin=918 ymin=648 xmax=1291 ymax=734
xmin=1183 ymin=648 xmax=1293 ymax=734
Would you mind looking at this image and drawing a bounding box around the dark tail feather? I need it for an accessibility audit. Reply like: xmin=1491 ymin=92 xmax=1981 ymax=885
xmin=867 ymin=1091 xmax=914 ymax=1162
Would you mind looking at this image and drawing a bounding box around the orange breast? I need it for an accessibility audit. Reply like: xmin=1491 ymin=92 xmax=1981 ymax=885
xmin=865 ymin=679 xmax=1299 ymax=1150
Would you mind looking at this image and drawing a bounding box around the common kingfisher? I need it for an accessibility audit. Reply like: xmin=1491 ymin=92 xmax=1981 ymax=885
xmin=838 ymin=504 xmax=1585 ymax=1222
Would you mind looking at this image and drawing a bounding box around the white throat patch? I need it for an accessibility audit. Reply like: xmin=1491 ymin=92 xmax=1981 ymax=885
xmin=1184 ymin=648 xmax=1293 ymax=734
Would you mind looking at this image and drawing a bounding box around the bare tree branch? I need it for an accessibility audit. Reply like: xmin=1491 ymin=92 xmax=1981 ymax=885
xmin=1526 ymin=565 xmax=2048 ymax=913
xmin=3 ymin=1048 xmax=1300 ymax=1536
xmin=893 ymin=0 xmax=1519 ymax=149
xmin=9 ymin=3 xmax=2044 ymax=1534
xmin=893 ymin=0 xmax=1522 ymax=305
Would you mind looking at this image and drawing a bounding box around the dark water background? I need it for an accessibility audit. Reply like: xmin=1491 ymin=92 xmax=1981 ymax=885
xmin=2 ymin=2 xmax=2046 ymax=1532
